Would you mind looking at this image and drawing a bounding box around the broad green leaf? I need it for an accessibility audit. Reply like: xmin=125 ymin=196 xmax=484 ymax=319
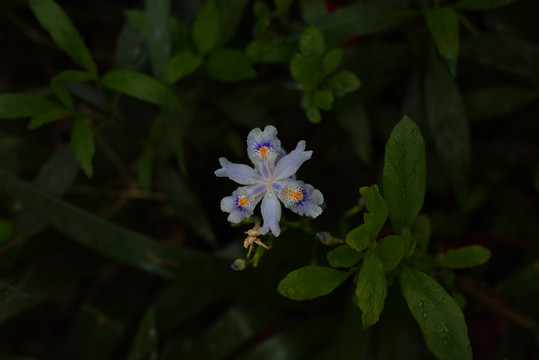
xmin=0 ymin=168 xmax=271 ymax=298
xmin=305 ymin=106 xmax=321 ymax=123
xmin=166 ymin=50 xmax=203 ymax=83
xmin=214 ymin=0 xmax=249 ymax=48
xmin=323 ymin=48 xmax=344 ymax=75
xmin=146 ymin=0 xmax=171 ymax=81
xmin=28 ymin=108 xmax=72 ymax=130
xmin=314 ymin=90 xmax=333 ymax=110
xmin=207 ymin=49 xmax=256 ymax=82
xmin=278 ymin=265 xmax=350 ymax=300
xmin=425 ymin=53 xmax=471 ymax=200
xmin=337 ymin=102 xmax=372 ymax=165
xmin=29 ymin=0 xmax=97 ymax=75
xmin=246 ymin=37 xmax=296 ymax=63
xmin=299 ymin=26 xmax=325 ymax=59
xmin=435 ymin=245 xmax=491 ymax=269
xmin=192 ymin=0 xmax=219 ymax=55
xmin=51 ymin=70 xmax=94 ymax=109
xmin=137 ymin=148 xmax=153 ymax=191
xmin=399 ymin=266 xmax=472 ymax=360
xmin=290 ymin=53 xmax=318 ymax=89
xmin=412 ymin=215 xmax=431 ymax=250
xmin=356 ymin=249 xmax=387 ymax=328
xmin=0 ymin=219 xmax=14 ymax=244
xmin=401 ymin=226 xmax=415 ymax=258
xmin=327 ymin=245 xmax=363 ymax=268
xmin=382 ymin=115 xmax=426 ymax=234
xmin=460 ymin=34 xmax=539 ymax=80
xmin=70 ymin=118 xmax=95 ymax=178
xmin=345 ymin=224 xmax=370 ymax=252
xmin=360 ymin=185 xmax=388 ymax=240
xmin=0 ymin=281 xmax=29 ymax=305
xmin=456 ymin=0 xmax=519 ymax=10
xmin=464 ymin=86 xmax=539 ymax=121
xmin=377 ymin=235 xmax=405 ymax=271
xmin=314 ymin=2 xmax=419 ymax=47
xmin=101 ymin=69 xmax=181 ymax=110
xmin=328 ymin=71 xmax=361 ymax=97
xmin=426 ymin=8 xmax=459 ymax=75
xmin=0 ymin=94 xmax=63 ymax=119
xmin=128 ymin=307 xmax=158 ymax=360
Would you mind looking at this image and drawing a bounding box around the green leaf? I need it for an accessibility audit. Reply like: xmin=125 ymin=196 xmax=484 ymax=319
xmin=214 ymin=0 xmax=249 ymax=48
xmin=128 ymin=307 xmax=158 ymax=360
xmin=337 ymin=102 xmax=372 ymax=165
xmin=0 ymin=219 xmax=14 ymax=244
xmin=0 ymin=94 xmax=63 ymax=119
xmin=207 ymin=49 xmax=256 ymax=82
xmin=192 ymin=0 xmax=219 ymax=55
xmin=327 ymin=245 xmax=363 ymax=268
xmin=435 ymin=245 xmax=491 ymax=269
xmin=51 ymin=70 xmax=94 ymax=109
xmin=345 ymin=224 xmax=370 ymax=252
xmin=426 ymin=8 xmax=459 ymax=75
xmin=399 ymin=266 xmax=472 ymax=360
xmin=382 ymin=115 xmax=426 ymax=234
xmin=101 ymin=69 xmax=181 ymax=110
xmin=425 ymin=52 xmax=471 ymax=199
xmin=0 ymin=281 xmax=29 ymax=305
xmin=377 ymin=235 xmax=405 ymax=271
xmin=314 ymin=90 xmax=333 ymax=110
xmin=360 ymin=185 xmax=388 ymax=241
xmin=305 ymin=106 xmax=321 ymax=123
xmin=299 ymin=0 xmax=327 ymax=24
xmin=356 ymin=249 xmax=387 ymax=328
xmin=28 ymin=108 xmax=72 ymax=130
xmin=412 ymin=215 xmax=431 ymax=251
xmin=460 ymin=34 xmax=539 ymax=80
xmin=70 ymin=118 xmax=95 ymax=178
xmin=166 ymin=50 xmax=203 ymax=83
xmin=246 ymin=37 xmax=296 ymax=63
xmin=456 ymin=0 xmax=519 ymax=10
xmin=313 ymin=2 xmax=419 ymax=47
xmin=323 ymin=48 xmax=344 ymax=75
xmin=299 ymin=26 xmax=325 ymax=59
xmin=137 ymin=148 xmax=153 ymax=191
xmin=29 ymin=0 xmax=97 ymax=75
xmin=328 ymin=70 xmax=361 ymax=97
xmin=277 ymin=265 xmax=350 ymax=300
xmin=146 ymin=0 xmax=171 ymax=81
xmin=290 ymin=53 xmax=318 ymax=89
xmin=464 ymin=86 xmax=539 ymax=121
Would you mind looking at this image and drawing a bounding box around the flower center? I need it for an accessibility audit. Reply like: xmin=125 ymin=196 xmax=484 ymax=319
xmin=283 ymin=187 xmax=304 ymax=203
xmin=237 ymin=195 xmax=250 ymax=208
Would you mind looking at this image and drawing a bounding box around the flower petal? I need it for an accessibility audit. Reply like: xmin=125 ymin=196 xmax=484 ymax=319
xmin=273 ymin=140 xmax=312 ymax=180
xmin=246 ymin=126 xmax=281 ymax=179
xmin=276 ymin=180 xmax=324 ymax=218
xmin=220 ymin=185 xmax=266 ymax=223
xmin=259 ymin=191 xmax=282 ymax=236
xmin=215 ymin=158 xmax=263 ymax=185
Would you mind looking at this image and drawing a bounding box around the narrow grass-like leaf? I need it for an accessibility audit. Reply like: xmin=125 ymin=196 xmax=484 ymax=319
xmin=0 ymin=94 xmax=63 ymax=119
xmin=425 ymin=53 xmax=471 ymax=200
xmin=29 ymin=0 xmax=97 ymax=75
xmin=207 ymin=49 xmax=256 ymax=82
xmin=192 ymin=0 xmax=219 ymax=55
xmin=51 ymin=70 xmax=94 ymax=109
xmin=356 ymin=249 xmax=387 ymax=328
xmin=166 ymin=50 xmax=202 ymax=83
xmin=128 ymin=307 xmax=158 ymax=360
xmin=327 ymin=245 xmax=363 ymax=268
xmin=146 ymin=0 xmax=171 ymax=81
xmin=28 ymin=108 xmax=72 ymax=130
xmin=399 ymin=266 xmax=472 ymax=360
xmin=101 ymin=69 xmax=181 ymax=110
xmin=426 ymin=8 xmax=459 ymax=75
xmin=70 ymin=118 xmax=95 ymax=178
xmin=382 ymin=115 xmax=426 ymax=234
xmin=360 ymin=185 xmax=388 ymax=240
xmin=278 ymin=265 xmax=350 ymax=300
xmin=435 ymin=245 xmax=491 ymax=269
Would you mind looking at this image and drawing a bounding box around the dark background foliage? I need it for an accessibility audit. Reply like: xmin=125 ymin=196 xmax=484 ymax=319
xmin=0 ymin=0 xmax=538 ymax=359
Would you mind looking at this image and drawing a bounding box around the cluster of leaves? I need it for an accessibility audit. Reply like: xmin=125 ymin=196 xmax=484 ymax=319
xmin=0 ymin=0 xmax=538 ymax=358
xmin=278 ymin=117 xmax=490 ymax=359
